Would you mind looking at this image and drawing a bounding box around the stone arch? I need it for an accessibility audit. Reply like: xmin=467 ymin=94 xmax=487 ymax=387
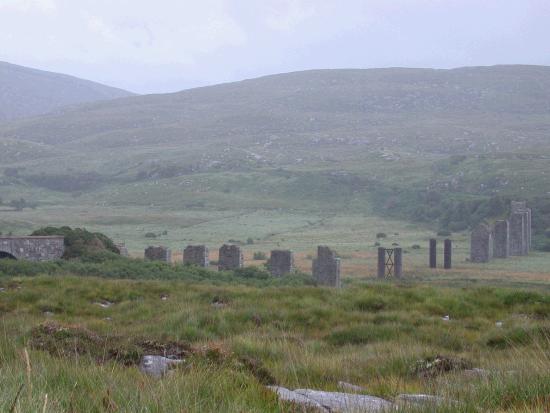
xmin=0 ymin=251 xmax=17 ymax=260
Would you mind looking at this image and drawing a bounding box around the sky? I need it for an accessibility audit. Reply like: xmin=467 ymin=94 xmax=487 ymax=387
xmin=1 ymin=0 xmax=550 ymax=94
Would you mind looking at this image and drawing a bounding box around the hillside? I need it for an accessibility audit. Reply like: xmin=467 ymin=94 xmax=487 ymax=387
xmin=0 ymin=65 xmax=549 ymax=250
xmin=0 ymin=61 xmax=134 ymax=121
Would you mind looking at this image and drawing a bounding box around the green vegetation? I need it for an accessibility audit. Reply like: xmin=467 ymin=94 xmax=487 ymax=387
xmin=0 ymin=271 xmax=549 ymax=412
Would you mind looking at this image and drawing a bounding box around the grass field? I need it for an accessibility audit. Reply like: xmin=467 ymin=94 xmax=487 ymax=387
xmin=1 ymin=267 xmax=550 ymax=412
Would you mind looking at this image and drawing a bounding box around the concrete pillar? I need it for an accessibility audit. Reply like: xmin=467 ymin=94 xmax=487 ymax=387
xmin=218 ymin=244 xmax=243 ymax=271
xmin=268 ymin=250 xmax=294 ymax=277
xmin=493 ymin=220 xmax=509 ymax=258
xmin=443 ymin=239 xmax=452 ymax=269
xmin=145 ymin=246 xmax=172 ymax=262
xmin=509 ymin=213 xmax=526 ymax=256
xmin=377 ymin=247 xmax=386 ymax=278
xmin=183 ymin=245 xmax=209 ymax=267
xmin=312 ymin=246 xmax=341 ymax=287
xmin=470 ymin=224 xmax=493 ymax=263
xmin=394 ymin=248 xmax=403 ymax=278
xmin=429 ymin=239 xmax=437 ymax=268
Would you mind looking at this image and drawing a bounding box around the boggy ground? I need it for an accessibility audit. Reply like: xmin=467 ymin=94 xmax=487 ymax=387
xmin=1 ymin=267 xmax=550 ymax=412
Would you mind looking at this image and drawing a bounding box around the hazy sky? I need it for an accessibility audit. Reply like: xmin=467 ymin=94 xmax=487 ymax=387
xmin=1 ymin=0 xmax=549 ymax=94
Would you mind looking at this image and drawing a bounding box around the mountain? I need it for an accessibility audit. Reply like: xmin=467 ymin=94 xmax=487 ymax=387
xmin=1 ymin=65 xmax=549 ymax=244
xmin=0 ymin=61 xmax=135 ymax=121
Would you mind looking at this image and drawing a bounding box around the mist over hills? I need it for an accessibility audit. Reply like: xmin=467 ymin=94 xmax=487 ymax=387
xmin=0 ymin=61 xmax=135 ymax=121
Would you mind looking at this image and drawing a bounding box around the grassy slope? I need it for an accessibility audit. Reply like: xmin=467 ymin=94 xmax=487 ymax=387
xmin=0 ymin=270 xmax=549 ymax=412
xmin=0 ymin=61 xmax=135 ymax=121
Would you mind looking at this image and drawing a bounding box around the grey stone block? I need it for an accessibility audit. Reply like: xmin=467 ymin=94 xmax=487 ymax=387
xmin=0 ymin=236 xmax=64 ymax=261
xmin=493 ymin=220 xmax=509 ymax=258
xmin=444 ymin=239 xmax=452 ymax=269
xmin=144 ymin=246 xmax=172 ymax=262
xmin=312 ymin=246 xmax=341 ymax=287
xmin=470 ymin=224 xmax=493 ymax=263
xmin=429 ymin=239 xmax=437 ymax=268
xmin=509 ymin=212 xmax=527 ymax=256
xmin=268 ymin=250 xmax=294 ymax=277
xmin=218 ymin=244 xmax=243 ymax=271
xmin=183 ymin=245 xmax=209 ymax=267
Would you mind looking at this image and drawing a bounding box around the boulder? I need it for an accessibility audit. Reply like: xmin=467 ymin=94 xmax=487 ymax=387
xmin=139 ymin=355 xmax=182 ymax=378
xmin=396 ymin=394 xmax=458 ymax=407
xmin=294 ymin=389 xmax=394 ymax=412
xmin=267 ymin=386 xmax=329 ymax=412
xmin=337 ymin=381 xmax=366 ymax=393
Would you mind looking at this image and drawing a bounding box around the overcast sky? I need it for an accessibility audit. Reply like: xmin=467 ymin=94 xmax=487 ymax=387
xmin=1 ymin=0 xmax=550 ymax=94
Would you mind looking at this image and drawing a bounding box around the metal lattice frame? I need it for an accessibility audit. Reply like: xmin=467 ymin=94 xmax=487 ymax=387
xmin=384 ymin=248 xmax=395 ymax=277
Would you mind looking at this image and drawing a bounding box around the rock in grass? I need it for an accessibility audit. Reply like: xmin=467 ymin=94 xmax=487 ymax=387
xmin=463 ymin=368 xmax=491 ymax=379
xmin=267 ymin=386 xmax=329 ymax=412
xmin=139 ymin=355 xmax=182 ymax=378
xmin=337 ymin=381 xmax=366 ymax=393
xmin=294 ymin=389 xmax=394 ymax=412
xmin=396 ymin=394 xmax=458 ymax=407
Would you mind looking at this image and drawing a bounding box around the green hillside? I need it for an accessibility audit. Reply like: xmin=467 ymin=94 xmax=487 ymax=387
xmin=0 ymin=65 xmax=549 ymax=250
xmin=0 ymin=61 xmax=135 ymax=121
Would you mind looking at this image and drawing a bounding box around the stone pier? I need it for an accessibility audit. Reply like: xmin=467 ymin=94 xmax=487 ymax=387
xmin=393 ymin=248 xmax=403 ymax=278
xmin=443 ymin=239 xmax=452 ymax=269
xmin=312 ymin=246 xmax=341 ymax=287
xmin=509 ymin=212 xmax=527 ymax=256
xmin=511 ymin=201 xmax=531 ymax=255
xmin=218 ymin=244 xmax=243 ymax=271
xmin=268 ymin=250 xmax=294 ymax=277
xmin=493 ymin=220 xmax=509 ymax=258
xmin=184 ymin=245 xmax=209 ymax=267
xmin=145 ymin=246 xmax=172 ymax=262
xmin=0 ymin=236 xmax=65 ymax=261
xmin=470 ymin=224 xmax=493 ymax=263
xmin=429 ymin=239 xmax=437 ymax=269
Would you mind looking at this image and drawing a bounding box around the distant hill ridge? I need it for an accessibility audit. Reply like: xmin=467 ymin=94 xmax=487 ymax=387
xmin=0 ymin=61 xmax=135 ymax=121
xmin=2 ymin=64 xmax=550 ymax=154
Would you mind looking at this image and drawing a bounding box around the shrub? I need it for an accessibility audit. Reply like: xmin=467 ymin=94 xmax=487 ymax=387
xmin=411 ymin=244 xmax=421 ymax=249
xmin=253 ymin=252 xmax=267 ymax=260
xmin=437 ymin=230 xmax=452 ymax=237
xmin=376 ymin=233 xmax=387 ymax=239
xmin=31 ymin=226 xmax=120 ymax=259
xmin=246 ymin=238 xmax=254 ymax=245
xmin=145 ymin=232 xmax=157 ymax=238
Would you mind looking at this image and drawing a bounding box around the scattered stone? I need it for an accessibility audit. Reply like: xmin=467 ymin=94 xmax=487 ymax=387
xmin=43 ymin=311 xmax=54 ymax=317
xmin=211 ymin=296 xmax=229 ymax=308
xmin=139 ymin=355 xmax=183 ymax=378
xmin=396 ymin=394 xmax=458 ymax=408
xmin=103 ymin=317 xmax=112 ymax=322
xmin=442 ymin=315 xmax=450 ymax=321
xmin=95 ymin=300 xmax=114 ymax=308
xmin=160 ymin=294 xmax=169 ymax=301
xmin=463 ymin=368 xmax=491 ymax=379
xmin=312 ymin=246 xmax=341 ymax=287
xmin=266 ymin=386 xmax=329 ymax=412
xmin=294 ymin=389 xmax=394 ymax=412
xmin=337 ymin=381 xmax=366 ymax=393
xmin=495 ymin=321 xmax=503 ymax=328
xmin=412 ymin=355 xmax=472 ymax=379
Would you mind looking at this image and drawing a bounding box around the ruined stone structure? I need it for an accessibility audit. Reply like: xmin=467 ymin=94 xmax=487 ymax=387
xmin=509 ymin=212 xmax=527 ymax=256
xmin=443 ymin=239 xmax=452 ymax=269
xmin=429 ymin=239 xmax=437 ymax=269
xmin=377 ymin=247 xmax=402 ymax=278
xmin=493 ymin=220 xmax=510 ymax=258
xmin=312 ymin=246 xmax=341 ymax=287
xmin=183 ymin=245 xmax=209 ymax=267
xmin=115 ymin=243 xmax=129 ymax=257
xmin=144 ymin=246 xmax=172 ymax=262
xmin=510 ymin=201 xmax=531 ymax=255
xmin=0 ymin=236 xmax=64 ymax=261
xmin=218 ymin=244 xmax=243 ymax=271
xmin=470 ymin=224 xmax=493 ymax=263
xmin=268 ymin=250 xmax=294 ymax=277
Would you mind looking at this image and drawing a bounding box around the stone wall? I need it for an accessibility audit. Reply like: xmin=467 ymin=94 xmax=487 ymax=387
xmin=183 ymin=245 xmax=209 ymax=267
xmin=470 ymin=224 xmax=493 ymax=263
xmin=312 ymin=246 xmax=341 ymax=287
xmin=218 ymin=244 xmax=243 ymax=271
xmin=0 ymin=236 xmax=64 ymax=262
xmin=268 ymin=250 xmax=294 ymax=277
xmin=493 ymin=220 xmax=509 ymax=258
xmin=144 ymin=246 xmax=172 ymax=262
